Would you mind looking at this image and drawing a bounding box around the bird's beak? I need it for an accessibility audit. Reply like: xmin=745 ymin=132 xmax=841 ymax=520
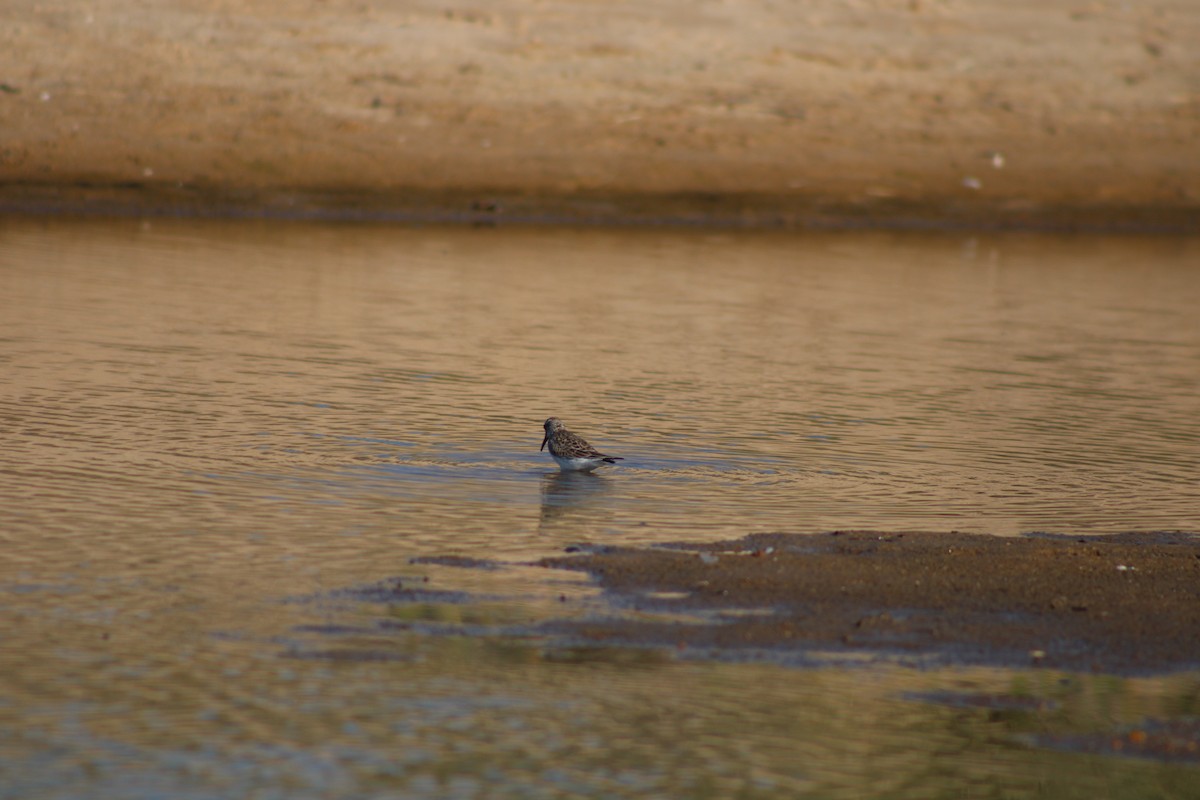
xmin=540 ymin=434 xmax=548 ymax=451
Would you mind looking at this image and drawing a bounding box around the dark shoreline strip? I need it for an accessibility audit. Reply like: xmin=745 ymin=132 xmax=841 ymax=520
xmin=2 ymin=184 xmax=1198 ymax=234
xmin=536 ymin=531 xmax=1200 ymax=674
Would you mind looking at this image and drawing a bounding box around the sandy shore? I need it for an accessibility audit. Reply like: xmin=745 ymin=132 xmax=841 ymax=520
xmin=2 ymin=0 xmax=1197 ymax=229
xmin=537 ymin=531 xmax=1200 ymax=674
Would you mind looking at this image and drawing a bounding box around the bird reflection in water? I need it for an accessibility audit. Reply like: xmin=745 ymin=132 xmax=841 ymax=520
xmin=538 ymin=471 xmax=615 ymax=533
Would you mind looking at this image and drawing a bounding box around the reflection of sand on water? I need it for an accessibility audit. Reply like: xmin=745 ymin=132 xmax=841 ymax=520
xmin=538 ymin=471 xmax=615 ymax=533
xmin=1 ymin=0 xmax=1196 ymax=228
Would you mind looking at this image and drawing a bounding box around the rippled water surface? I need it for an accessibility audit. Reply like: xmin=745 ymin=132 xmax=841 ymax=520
xmin=2 ymin=218 xmax=1198 ymax=797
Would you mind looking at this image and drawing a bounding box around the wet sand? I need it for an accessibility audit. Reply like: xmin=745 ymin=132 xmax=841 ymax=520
xmin=2 ymin=0 xmax=1198 ymax=229
xmin=536 ymin=531 xmax=1200 ymax=674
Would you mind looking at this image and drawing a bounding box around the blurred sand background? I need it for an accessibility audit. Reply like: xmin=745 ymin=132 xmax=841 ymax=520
xmin=1 ymin=0 xmax=1197 ymax=228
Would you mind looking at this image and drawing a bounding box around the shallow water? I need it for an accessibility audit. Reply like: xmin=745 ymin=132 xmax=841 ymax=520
xmin=1 ymin=217 xmax=1198 ymax=796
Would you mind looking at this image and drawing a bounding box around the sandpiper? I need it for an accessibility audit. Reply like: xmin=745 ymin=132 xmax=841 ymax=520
xmin=540 ymin=417 xmax=624 ymax=472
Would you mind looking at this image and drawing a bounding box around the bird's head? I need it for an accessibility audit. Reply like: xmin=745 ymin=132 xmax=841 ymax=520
xmin=541 ymin=417 xmax=564 ymax=450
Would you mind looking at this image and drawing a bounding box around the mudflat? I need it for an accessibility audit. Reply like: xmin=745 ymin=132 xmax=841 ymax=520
xmin=537 ymin=531 xmax=1200 ymax=674
xmin=2 ymin=0 xmax=1197 ymax=228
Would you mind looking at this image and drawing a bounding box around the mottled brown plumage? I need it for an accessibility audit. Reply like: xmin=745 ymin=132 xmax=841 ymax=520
xmin=540 ymin=417 xmax=624 ymax=472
